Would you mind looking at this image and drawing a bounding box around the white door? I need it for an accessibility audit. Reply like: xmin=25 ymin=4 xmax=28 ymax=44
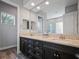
xmin=0 ymin=1 xmax=17 ymax=48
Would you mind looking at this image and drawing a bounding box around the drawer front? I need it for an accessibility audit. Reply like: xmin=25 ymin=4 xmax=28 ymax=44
xmin=33 ymin=40 xmax=43 ymax=47
xmin=43 ymin=42 xmax=79 ymax=54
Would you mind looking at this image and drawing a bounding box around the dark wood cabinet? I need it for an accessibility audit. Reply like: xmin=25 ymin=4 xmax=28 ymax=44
xmin=43 ymin=46 xmax=60 ymax=59
xmin=59 ymin=52 xmax=78 ymax=59
xmin=20 ymin=38 xmax=25 ymax=54
xmin=20 ymin=37 xmax=79 ymax=59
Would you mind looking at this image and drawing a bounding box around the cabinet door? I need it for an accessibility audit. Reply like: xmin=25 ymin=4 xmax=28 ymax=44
xmin=44 ymin=47 xmax=60 ymax=59
xmin=25 ymin=39 xmax=34 ymax=57
xmin=59 ymin=52 xmax=78 ymax=59
xmin=33 ymin=41 xmax=43 ymax=59
xmin=20 ymin=38 xmax=25 ymax=54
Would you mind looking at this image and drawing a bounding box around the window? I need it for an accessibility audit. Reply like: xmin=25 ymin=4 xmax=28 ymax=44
xmin=1 ymin=12 xmax=15 ymax=25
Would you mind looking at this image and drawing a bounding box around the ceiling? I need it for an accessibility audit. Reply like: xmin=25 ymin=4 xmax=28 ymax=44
xmin=23 ymin=0 xmax=77 ymax=19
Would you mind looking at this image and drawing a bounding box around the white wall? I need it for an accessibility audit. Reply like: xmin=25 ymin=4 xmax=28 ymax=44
xmin=78 ymin=0 xmax=79 ymax=34
xmin=63 ymin=11 xmax=77 ymax=35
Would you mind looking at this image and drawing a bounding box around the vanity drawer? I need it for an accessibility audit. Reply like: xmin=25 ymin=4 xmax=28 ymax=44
xmin=33 ymin=40 xmax=43 ymax=47
xmin=43 ymin=41 xmax=79 ymax=55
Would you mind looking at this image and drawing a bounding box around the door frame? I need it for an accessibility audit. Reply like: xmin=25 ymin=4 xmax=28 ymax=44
xmin=1 ymin=0 xmax=20 ymax=54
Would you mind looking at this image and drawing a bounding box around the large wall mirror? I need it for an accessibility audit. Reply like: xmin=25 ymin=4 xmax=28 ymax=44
xmin=23 ymin=0 xmax=78 ymax=35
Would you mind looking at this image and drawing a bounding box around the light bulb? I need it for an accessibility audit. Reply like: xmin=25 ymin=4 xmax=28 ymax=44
xmin=45 ymin=1 xmax=49 ymax=5
xmin=37 ymin=6 xmax=40 ymax=10
xmin=31 ymin=2 xmax=35 ymax=6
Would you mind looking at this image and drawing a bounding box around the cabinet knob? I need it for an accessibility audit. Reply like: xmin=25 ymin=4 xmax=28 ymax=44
xmin=54 ymin=53 xmax=59 ymax=57
xmin=54 ymin=53 xmax=56 ymax=56
xmin=57 ymin=54 xmax=59 ymax=57
xmin=75 ymin=54 xmax=79 ymax=58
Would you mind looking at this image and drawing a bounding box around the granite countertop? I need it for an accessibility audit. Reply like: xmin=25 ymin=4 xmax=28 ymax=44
xmin=20 ymin=34 xmax=79 ymax=48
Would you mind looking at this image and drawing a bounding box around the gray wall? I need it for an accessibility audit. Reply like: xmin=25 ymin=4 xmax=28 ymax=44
xmin=0 ymin=1 xmax=17 ymax=49
xmin=78 ymin=0 xmax=79 ymax=34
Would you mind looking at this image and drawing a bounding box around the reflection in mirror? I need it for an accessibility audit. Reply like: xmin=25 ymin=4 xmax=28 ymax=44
xmin=47 ymin=17 xmax=63 ymax=34
xmin=56 ymin=21 xmax=63 ymax=34
xmin=27 ymin=21 xmax=29 ymax=29
xmin=23 ymin=0 xmax=78 ymax=35
xmin=22 ymin=19 xmax=29 ymax=30
xmin=31 ymin=21 xmax=36 ymax=31
xmin=37 ymin=16 xmax=43 ymax=33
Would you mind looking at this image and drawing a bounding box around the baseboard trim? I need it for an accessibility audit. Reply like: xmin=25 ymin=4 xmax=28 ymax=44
xmin=0 ymin=45 xmax=17 ymax=50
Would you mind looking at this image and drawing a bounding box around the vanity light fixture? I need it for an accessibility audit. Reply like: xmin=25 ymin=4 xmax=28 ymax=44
xmin=45 ymin=1 xmax=49 ymax=5
xmin=37 ymin=6 xmax=40 ymax=10
xmin=31 ymin=2 xmax=35 ymax=6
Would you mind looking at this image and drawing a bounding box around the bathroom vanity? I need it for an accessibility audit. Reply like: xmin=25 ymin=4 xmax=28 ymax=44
xmin=20 ymin=35 xmax=79 ymax=59
xmin=19 ymin=0 xmax=79 ymax=59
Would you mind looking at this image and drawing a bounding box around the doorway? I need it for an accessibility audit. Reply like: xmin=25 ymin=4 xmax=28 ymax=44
xmin=0 ymin=1 xmax=17 ymax=50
